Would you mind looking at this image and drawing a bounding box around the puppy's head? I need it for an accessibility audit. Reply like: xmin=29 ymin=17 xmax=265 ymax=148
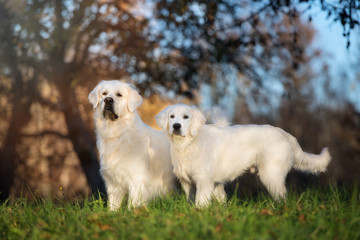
xmin=88 ymin=80 xmax=143 ymax=121
xmin=156 ymin=104 xmax=205 ymax=139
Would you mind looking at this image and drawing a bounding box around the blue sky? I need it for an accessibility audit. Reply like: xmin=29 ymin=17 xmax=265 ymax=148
xmin=308 ymin=8 xmax=360 ymax=110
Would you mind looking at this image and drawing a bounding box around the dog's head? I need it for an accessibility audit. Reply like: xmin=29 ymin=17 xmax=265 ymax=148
xmin=88 ymin=80 xmax=143 ymax=121
xmin=156 ymin=104 xmax=206 ymax=139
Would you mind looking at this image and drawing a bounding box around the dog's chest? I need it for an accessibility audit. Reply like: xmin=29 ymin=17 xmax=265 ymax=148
xmin=99 ymin=131 xmax=149 ymax=166
xmin=99 ymin=137 xmax=149 ymax=184
xmin=107 ymin=138 xmax=145 ymax=156
xmin=172 ymin=150 xmax=196 ymax=183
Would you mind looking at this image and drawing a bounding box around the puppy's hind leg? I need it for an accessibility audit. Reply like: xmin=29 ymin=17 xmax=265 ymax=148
xmin=258 ymin=166 xmax=287 ymax=201
xmin=213 ymin=183 xmax=227 ymax=204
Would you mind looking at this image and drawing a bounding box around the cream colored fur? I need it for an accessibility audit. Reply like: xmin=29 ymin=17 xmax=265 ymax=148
xmin=156 ymin=104 xmax=331 ymax=207
xmin=89 ymin=80 xmax=175 ymax=210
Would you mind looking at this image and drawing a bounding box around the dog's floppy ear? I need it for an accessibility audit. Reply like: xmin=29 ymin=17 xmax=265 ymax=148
xmin=190 ymin=106 xmax=206 ymax=137
xmin=127 ymin=86 xmax=143 ymax=112
xmin=88 ymin=82 xmax=103 ymax=109
xmin=155 ymin=105 xmax=171 ymax=131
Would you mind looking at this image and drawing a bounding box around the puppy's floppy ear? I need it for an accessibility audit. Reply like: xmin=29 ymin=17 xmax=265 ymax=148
xmin=88 ymin=82 xmax=102 ymax=109
xmin=155 ymin=105 xmax=171 ymax=131
xmin=190 ymin=106 xmax=206 ymax=137
xmin=127 ymin=86 xmax=143 ymax=112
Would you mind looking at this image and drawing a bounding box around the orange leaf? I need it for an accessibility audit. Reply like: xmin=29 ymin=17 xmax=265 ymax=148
xmin=298 ymin=214 xmax=306 ymax=223
xmin=215 ymin=223 xmax=223 ymax=233
xmin=260 ymin=209 xmax=273 ymax=216
xmin=100 ymin=224 xmax=113 ymax=231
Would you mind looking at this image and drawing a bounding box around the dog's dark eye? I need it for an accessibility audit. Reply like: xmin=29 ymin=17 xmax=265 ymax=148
xmin=102 ymin=92 xmax=108 ymax=96
xmin=183 ymin=115 xmax=189 ymax=119
xmin=170 ymin=115 xmax=175 ymax=119
xmin=116 ymin=93 xmax=122 ymax=97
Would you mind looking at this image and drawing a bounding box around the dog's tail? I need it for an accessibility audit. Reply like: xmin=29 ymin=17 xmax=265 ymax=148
xmin=280 ymin=129 xmax=331 ymax=174
xmin=205 ymin=107 xmax=230 ymax=127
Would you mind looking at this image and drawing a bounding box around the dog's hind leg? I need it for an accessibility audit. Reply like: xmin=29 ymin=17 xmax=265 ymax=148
xmin=258 ymin=166 xmax=287 ymax=201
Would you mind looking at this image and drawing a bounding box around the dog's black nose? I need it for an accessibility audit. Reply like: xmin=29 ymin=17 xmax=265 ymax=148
xmin=104 ymin=97 xmax=113 ymax=104
xmin=173 ymin=123 xmax=181 ymax=130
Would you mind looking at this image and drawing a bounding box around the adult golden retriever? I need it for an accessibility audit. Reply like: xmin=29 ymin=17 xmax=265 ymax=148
xmin=89 ymin=80 xmax=175 ymax=210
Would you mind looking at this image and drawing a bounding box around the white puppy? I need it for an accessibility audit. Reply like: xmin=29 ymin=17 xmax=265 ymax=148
xmin=88 ymin=80 xmax=175 ymax=210
xmin=156 ymin=104 xmax=331 ymax=207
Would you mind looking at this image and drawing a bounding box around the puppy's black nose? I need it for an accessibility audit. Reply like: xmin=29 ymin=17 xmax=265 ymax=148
xmin=173 ymin=123 xmax=181 ymax=130
xmin=104 ymin=97 xmax=113 ymax=104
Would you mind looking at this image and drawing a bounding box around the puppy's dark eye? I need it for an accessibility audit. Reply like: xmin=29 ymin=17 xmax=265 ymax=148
xmin=183 ymin=115 xmax=189 ymax=119
xmin=170 ymin=115 xmax=175 ymax=119
xmin=116 ymin=93 xmax=122 ymax=97
xmin=102 ymin=92 xmax=108 ymax=96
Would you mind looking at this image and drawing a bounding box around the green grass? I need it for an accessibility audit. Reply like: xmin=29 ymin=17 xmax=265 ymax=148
xmin=1 ymin=187 xmax=359 ymax=240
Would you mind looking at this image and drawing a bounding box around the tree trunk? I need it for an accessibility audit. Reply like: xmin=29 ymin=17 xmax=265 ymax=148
xmin=0 ymin=96 xmax=32 ymax=201
xmin=60 ymin=85 xmax=106 ymax=197
xmin=0 ymin=117 xmax=17 ymax=201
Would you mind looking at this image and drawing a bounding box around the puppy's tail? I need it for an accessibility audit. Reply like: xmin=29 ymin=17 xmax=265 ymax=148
xmin=281 ymin=130 xmax=331 ymax=174
xmin=205 ymin=107 xmax=230 ymax=127
xmin=293 ymin=147 xmax=331 ymax=174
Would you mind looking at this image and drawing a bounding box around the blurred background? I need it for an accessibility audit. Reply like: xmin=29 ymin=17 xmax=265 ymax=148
xmin=0 ymin=0 xmax=359 ymax=201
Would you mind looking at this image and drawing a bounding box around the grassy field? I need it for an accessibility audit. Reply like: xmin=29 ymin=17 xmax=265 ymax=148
xmin=1 ymin=187 xmax=359 ymax=240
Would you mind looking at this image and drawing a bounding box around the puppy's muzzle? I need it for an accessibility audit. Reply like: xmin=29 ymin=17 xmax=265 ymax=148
xmin=103 ymin=97 xmax=118 ymax=121
xmin=172 ymin=123 xmax=182 ymax=135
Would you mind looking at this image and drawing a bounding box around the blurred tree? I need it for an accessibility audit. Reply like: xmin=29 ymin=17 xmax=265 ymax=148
xmin=0 ymin=4 xmax=35 ymax=201
xmin=0 ymin=0 xmax=151 ymax=199
xmin=133 ymin=0 xmax=359 ymax=97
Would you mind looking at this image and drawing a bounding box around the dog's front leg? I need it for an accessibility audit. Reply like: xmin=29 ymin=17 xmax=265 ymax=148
xmin=128 ymin=183 xmax=149 ymax=209
xmin=179 ymin=178 xmax=192 ymax=201
xmin=195 ymin=180 xmax=214 ymax=208
xmin=107 ymin=185 xmax=126 ymax=210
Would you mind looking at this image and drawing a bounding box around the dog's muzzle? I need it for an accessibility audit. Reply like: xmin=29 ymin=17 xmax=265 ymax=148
xmin=103 ymin=97 xmax=118 ymax=121
xmin=172 ymin=123 xmax=182 ymax=136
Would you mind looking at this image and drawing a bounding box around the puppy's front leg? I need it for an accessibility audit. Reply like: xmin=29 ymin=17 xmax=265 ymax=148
xmin=180 ymin=179 xmax=192 ymax=201
xmin=195 ymin=180 xmax=214 ymax=208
